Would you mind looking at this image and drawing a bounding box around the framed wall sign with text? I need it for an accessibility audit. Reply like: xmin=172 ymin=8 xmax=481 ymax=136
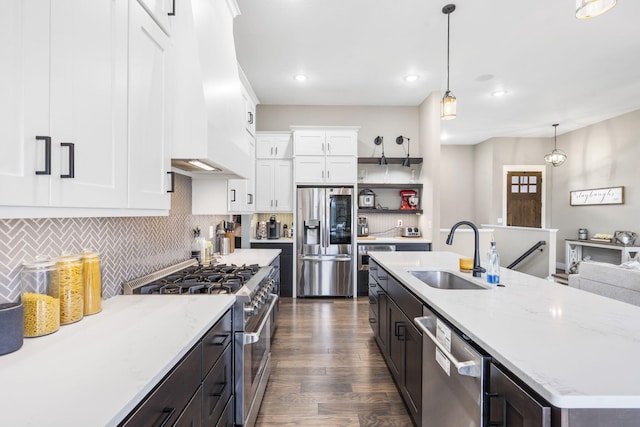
xmin=570 ymin=186 xmax=624 ymax=206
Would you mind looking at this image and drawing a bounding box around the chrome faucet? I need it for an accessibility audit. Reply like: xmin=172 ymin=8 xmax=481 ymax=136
xmin=446 ymin=221 xmax=486 ymax=278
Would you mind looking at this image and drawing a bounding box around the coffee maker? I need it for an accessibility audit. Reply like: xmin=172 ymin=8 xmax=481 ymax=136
xmin=267 ymin=215 xmax=281 ymax=239
xmin=357 ymin=217 xmax=369 ymax=237
xmin=399 ymin=190 xmax=418 ymax=210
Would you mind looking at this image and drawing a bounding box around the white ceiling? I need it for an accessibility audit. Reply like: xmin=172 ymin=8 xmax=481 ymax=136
xmin=233 ymin=0 xmax=640 ymax=145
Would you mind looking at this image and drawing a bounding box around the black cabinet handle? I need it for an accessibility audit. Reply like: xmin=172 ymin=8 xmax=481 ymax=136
xmin=60 ymin=142 xmax=74 ymax=178
xmin=210 ymin=381 xmax=227 ymax=397
xmin=485 ymin=392 xmax=506 ymax=427
xmin=35 ymin=136 xmax=51 ymax=175
xmin=230 ymin=189 xmax=236 ymax=202
xmin=168 ymin=0 xmax=176 ymax=16
xmin=157 ymin=407 xmax=176 ymax=427
xmin=166 ymin=171 xmax=175 ymax=193
xmin=209 ymin=334 xmax=229 ymax=346
xmin=248 ymin=111 xmax=254 ymax=124
xmin=248 ymin=193 xmax=254 ymax=205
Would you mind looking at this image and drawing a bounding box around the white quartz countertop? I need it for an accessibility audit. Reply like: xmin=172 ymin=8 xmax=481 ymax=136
xmin=369 ymin=251 xmax=640 ymax=409
xmin=0 ymin=295 xmax=235 ymax=426
xmin=357 ymin=236 xmax=431 ymax=244
xmin=216 ymin=248 xmax=281 ymax=266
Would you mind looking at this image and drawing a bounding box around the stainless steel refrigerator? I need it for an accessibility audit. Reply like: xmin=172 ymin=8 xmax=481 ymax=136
xmin=297 ymin=186 xmax=354 ymax=297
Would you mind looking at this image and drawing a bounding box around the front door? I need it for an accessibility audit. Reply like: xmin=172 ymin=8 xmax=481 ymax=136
xmin=506 ymin=171 xmax=542 ymax=228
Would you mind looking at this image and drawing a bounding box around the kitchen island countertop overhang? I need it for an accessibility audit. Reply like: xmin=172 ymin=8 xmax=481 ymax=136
xmin=369 ymin=251 xmax=640 ymax=409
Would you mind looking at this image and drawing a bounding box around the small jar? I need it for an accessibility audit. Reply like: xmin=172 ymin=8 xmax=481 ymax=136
xmin=56 ymin=254 xmax=84 ymax=325
xmin=21 ymin=257 xmax=60 ymax=337
xmin=80 ymin=250 xmax=102 ymax=315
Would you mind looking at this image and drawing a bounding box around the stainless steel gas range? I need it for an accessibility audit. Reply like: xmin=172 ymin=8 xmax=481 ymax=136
xmin=122 ymin=258 xmax=278 ymax=427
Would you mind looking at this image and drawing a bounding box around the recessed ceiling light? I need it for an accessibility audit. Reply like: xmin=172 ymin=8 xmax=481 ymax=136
xmin=294 ymin=74 xmax=307 ymax=82
xmin=404 ymin=75 xmax=420 ymax=82
xmin=491 ymin=90 xmax=508 ymax=97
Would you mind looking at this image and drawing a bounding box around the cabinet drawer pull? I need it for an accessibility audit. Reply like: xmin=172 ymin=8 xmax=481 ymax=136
xmin=158 ymin=407 xmax=176 ymax=427
xmin=168 ymin=0 xmax=176 ymax=16
xmin=166 ymin=171 xmax=175 ymax=193
xmin=60 ymin=142 xmax=74 ymax=178
xmin=369 ymin=318 xmax=376 ymax=324
xmin=35 ymin=136 xmax=51 ymax=175
xmin=248 ymin=111 xmax=254 ymax=124
xmin=209 ymin=334 xmax=229 ymax=346
xmin=210 ymin=381 xmax=227 ymax=397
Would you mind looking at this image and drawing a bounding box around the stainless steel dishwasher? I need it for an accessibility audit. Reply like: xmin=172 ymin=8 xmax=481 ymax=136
xmin=414 ymin=305 xmax=489 ymax=427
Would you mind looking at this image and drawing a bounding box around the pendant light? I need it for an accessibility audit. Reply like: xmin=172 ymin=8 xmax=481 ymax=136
xmin=374 ymin=136 xmax=387 ymax=165
xmin=576 ymin=0 xmax=617 ymax=19
xmin=441 ymin=4 xmax=457 ymax=120
xmin=396 ymin=136 xmax=411 ymax=167
xmin=544 ymin=124 xmax=567 ymax=167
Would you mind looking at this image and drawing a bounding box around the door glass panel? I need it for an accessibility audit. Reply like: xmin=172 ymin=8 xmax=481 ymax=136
xmin=329 ymin=194 xmax=352 ymax=245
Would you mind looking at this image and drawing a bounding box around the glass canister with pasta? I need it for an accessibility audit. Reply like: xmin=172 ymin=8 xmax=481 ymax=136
xmin=21 ymin=257 xmax=60 ymax=337
xmin=56 ymin=254 xmax=84 ymax=325
xmin=80 ymin=250 xmax=102 ymax=315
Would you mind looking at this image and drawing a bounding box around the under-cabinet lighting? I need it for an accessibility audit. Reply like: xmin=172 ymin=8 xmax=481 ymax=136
xmin=188 ymin=160 xmax=218 ymax=171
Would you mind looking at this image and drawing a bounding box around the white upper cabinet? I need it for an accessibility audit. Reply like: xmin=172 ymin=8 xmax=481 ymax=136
xmin=128 ymin=0 xmax=171 ymax=210
xmin=255 ymin=160 xmax=293 ymax=212
xmin=136 ymin=0 xmax=172 ymax=34
xmin=0 ymin=0 xmax=128 ymax=212
xmin=256 ymin=133 xmax=292 ymax=159
xmin=292 ymin=127 xmax=359 ymax=185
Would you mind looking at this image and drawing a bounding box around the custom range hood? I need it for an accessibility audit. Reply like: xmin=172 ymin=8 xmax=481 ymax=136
xmin=170 ymin=0 xmax=251 ymax=179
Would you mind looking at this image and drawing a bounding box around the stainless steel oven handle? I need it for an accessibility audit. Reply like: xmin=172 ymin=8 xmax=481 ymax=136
xmin=414 ymin=316 xmax=481 ymax=378
xmin=244 ymin=294 xmax=279 ymax=345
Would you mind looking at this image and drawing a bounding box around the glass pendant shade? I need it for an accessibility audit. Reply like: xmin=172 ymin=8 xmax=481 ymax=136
xmin=441 ymin=91 xmax=457 ymax=120
xmin=545 ymin=124 xmax=566 ymax=167
xmin=576 ymin=0 xmax=617 ymax=19
xmin=544 ymin=149 xmax=567 ymax=167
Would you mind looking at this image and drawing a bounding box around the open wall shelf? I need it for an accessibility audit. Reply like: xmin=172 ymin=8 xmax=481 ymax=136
xmin=358 ymin=208 xmax=423 ymax=214
xmin=357 ymin=157 xmax=423 ymax=165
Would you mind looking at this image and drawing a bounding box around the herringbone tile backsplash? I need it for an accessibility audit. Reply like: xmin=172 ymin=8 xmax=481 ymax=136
xmin=0 ymin=174 xmax=228 ymax=302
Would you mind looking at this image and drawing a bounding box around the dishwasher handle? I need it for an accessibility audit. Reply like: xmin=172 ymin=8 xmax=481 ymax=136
xmin=414 ymin=316 xmax=481 ymax=378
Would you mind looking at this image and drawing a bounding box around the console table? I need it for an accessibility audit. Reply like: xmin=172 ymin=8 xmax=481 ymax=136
xmin=565 ymin=239 xmax=640 ymax=272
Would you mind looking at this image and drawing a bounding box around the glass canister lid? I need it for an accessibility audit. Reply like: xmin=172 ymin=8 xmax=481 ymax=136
xmin=22 ymin=256 xmax=57 ymax=270
xmin=80 ymin=249 xmax=99 ymax=259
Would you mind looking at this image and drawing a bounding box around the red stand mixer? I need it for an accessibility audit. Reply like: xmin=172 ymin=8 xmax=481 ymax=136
xmin=399 ymin=189 xmax=419 ymax=210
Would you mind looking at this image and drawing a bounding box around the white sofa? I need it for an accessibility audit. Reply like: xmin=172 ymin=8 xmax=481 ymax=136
xmin=568 ymin=261 xmax=640 ymax=306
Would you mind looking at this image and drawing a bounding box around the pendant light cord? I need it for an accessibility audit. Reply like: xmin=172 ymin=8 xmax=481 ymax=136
xmin=446 ymin=12 xmax=451 ymax=92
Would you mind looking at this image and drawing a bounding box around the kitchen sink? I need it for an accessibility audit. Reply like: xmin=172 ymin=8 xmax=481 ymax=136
xmin=408 ymin=270 xmax=488 ymax=290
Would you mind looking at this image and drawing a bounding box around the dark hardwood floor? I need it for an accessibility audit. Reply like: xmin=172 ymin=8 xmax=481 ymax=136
xmin=255 ymin=297 xmax=413 ymax=427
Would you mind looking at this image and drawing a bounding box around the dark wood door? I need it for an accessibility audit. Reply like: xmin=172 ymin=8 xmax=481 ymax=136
xmin=506 ymin=171 xmax=542 ymax=228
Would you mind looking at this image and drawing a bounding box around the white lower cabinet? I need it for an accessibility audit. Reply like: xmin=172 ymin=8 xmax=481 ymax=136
xmin=255 ymin=160 xmax=292 ymax=212
xmin=128 ymin=0 xmax=172 ymax=210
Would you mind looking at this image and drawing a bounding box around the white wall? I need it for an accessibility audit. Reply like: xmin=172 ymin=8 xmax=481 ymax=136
xmin=256 ymin=105 xmax=420 ymax=157
xmin=550 ymin=109 xmax=640 ymax=263
xmin=440 ymin=145 xmax=475 ymax=227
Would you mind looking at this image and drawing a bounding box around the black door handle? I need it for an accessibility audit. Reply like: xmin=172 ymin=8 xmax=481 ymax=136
xmin=35 ymin=136 xmax=51 ymax=175
xmin=60 ymin=142 xmax=74 ymax=178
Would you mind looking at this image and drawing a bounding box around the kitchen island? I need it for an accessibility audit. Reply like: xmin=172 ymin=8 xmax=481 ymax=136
xmin=0 ymin=294 xmax=235 ymax=426
xmin=370 ymin=251 xmax=640 ymax=412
